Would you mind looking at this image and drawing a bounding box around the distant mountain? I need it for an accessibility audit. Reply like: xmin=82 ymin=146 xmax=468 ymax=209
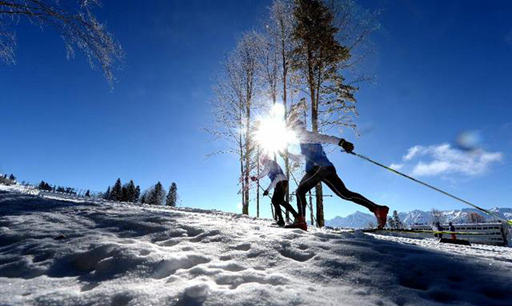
xmin=325 ymin=207 xmax=512 ymax=229
xmin=325 ymin=211 xmax=376 ymax=228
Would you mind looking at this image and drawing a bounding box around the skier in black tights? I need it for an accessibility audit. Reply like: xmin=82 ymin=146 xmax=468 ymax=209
xmin=251 ymin=154 xmax=299 ymax=227
xmin=286 ymin=119 xmax=389 ymax=231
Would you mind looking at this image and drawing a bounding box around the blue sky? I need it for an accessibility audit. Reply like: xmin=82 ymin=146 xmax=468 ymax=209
xmin=1 ymin=0 xmax=511 ymax=220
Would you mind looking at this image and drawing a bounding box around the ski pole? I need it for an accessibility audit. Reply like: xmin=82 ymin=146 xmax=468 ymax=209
xmin=347 ymin=151 xmax=512 ymax=225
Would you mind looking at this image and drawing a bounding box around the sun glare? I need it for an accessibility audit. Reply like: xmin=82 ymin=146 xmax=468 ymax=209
xmin=254 ymin=104 xmax=297 ymax=155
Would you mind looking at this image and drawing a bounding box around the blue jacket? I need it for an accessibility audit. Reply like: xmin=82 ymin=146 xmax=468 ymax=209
xmin=300 ymin=143 xmax=334 ymax=172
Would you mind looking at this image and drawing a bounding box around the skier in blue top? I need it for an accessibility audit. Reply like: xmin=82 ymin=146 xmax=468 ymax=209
xmin=251 ymin=154 xmax=299 ymax=227
xmin=285 ymin=106 xmax=389 ymax=231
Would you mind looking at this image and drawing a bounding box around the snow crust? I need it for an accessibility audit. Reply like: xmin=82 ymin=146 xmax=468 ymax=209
xmin=1 ymin=188 xmax=512 ymax=305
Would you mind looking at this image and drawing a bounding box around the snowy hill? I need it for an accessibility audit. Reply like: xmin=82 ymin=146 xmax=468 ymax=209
xmin=1 ymin=188 xmax=512 ymax=305
xmin=326 ymin=208 xmax=512 ymax=229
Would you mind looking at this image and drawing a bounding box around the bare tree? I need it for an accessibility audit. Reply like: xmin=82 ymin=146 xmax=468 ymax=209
xmin=0 ymin=0 xmax=123 ymax=86
xmin=431 ymin=209 xmax=444 ymax=224
xmin=208 ymin=32 xmax=262 ymax=215
xmin=467 ymin=212 xmax=485 ymax=224
xmin=266 ymin=0 xmax=297 ymax=221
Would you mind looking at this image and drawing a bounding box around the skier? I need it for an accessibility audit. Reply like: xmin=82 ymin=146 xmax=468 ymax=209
xmin=251 ymin=154 xmax=299 ymax=227
xmin=284 ymin=108 xmax=389 ymax=231
xmin=449 ymin=222 xmax=456 ymax=240
xmin=433 ymin=222 xmax=444 ymax=239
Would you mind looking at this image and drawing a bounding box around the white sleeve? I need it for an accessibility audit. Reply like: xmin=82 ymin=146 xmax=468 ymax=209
xmin=257 ymin=161 xmax=270 ymax=180
xmin=266 ymin=178 xmax=280 ymax=192
xmin=297 ymin=129 xmax=342 ymax=145
xmin=287 ymin=152 xmax=305 ymax=163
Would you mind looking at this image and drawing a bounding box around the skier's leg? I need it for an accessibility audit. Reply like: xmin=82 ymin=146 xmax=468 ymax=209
xmin=321 ymin=166 xmax=378 ymax=212
xmin=295 ymin=167 xmax=323 ymax=218
xmin=322 ymin=166 xmax=388 ymax=228
xmin=277 ymin=181 xmax=299 ymax=220
xmin=271 ymin=185 xmax=284 ymax=224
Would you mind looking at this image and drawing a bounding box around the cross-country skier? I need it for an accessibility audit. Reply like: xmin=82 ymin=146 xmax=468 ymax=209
xmin=285 ymin=108 xmax=389 ymax=231
xmin=251 ymin=154 xmax=299 ymax=227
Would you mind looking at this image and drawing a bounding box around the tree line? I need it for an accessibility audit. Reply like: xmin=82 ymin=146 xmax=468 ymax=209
xmin=209 ymin=0 xmax=379 ymax=226
xmin=0 ymin=174 xmax=16 ymax=185
xmin=104 ymin=179 xmax=178 ymax=207
xmin=35 ymin=177 xmax=179 ymax=207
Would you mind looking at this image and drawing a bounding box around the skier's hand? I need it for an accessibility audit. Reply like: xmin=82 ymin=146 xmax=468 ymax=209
xmin=263 ymin=190 xmax=269 ymax=196
xmin=250 ymin=176 xmax=257 ymax=182
xmin=339 ymin=139 xmax=354 ymax=153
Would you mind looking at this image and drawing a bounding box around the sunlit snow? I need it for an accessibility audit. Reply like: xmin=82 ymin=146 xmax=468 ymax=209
xmin=1 ymin=186 xmax=511 ymax=305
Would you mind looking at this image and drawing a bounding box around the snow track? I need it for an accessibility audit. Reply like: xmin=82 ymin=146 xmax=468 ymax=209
xmin=1 ymin=189 xmax=512 ymax=305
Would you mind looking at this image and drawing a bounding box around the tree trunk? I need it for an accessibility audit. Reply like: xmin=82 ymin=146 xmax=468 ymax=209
xmin=256 ymin=147 xmax=260 ymax=218
xmin=309 ymin=191 xmax=315 ymax=226
xmin=240 ymin=138 xmax=245 ymax=214
xmin=243 ymin=108 xmax=251 ymax=216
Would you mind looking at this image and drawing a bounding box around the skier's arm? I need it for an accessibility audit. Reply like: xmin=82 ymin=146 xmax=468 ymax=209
xmin=265 ymin=175 xmax=283 ymax=193
xmin=298 ymin=129 xmax=342 ymax=145
xmin=286 ymin=152 xmax=304 ymax=163
xmin=255 ymin=161 xmax=270 ymax=180
xmin=297 ymin=128 xmax=354 ymax=152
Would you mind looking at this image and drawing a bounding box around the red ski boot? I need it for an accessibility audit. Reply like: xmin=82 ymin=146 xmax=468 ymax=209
xmin=374 ymin=206 xmax=389 ymax=229
xmin=284 ymin=216 xmax=307 ymax=231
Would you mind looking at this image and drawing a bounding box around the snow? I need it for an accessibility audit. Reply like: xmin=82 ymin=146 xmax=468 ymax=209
xmin=1 ymin=187 xmax=512 ymax=305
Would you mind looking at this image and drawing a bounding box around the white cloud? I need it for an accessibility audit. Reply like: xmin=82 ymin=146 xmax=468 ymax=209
xmin=389 ymin=163 xmax=404 ymax=170
xmin=403 ymin=145 xmax=422 ymax=161
xmin=393 ymin=143 xmax=503 ymax=178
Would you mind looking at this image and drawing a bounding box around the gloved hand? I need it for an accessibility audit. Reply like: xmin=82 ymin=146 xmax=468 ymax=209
xmin=263 ymin=190 xmax=269 ymax=196
xmin=339 ymin=138 xmax=354 ymax=153
xmin=250 ymin=176 xmax=258 ymax=182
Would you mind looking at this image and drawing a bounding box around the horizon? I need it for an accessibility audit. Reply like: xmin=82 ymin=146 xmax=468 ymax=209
xmin=2 ymin=0 xmax=511 ymax=220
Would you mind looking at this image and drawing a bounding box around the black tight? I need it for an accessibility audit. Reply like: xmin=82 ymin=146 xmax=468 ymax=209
xmin=272 ymin=181 xmax=299 ymax=221
xmin=296 ymin=166 xmax=378 ymax=218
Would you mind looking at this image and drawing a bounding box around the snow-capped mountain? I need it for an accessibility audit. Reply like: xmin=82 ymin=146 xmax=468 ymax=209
xmin=325 ymin=211 xmax=376 ymax=228
xmin=326 ymin=207 xmax=512 ymax=228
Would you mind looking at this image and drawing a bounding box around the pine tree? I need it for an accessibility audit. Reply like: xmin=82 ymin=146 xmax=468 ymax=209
xmin=387 ymin=216 xmax=395 ymax=229
xmin=166 ymin=183 xmax=178 ymax=207
xmin=140 ymin=191 xmax=147 ymax=204
xmin=124 ymin=180 xmax=136 ymax=202
xmin=111 ymin=178 xmax=123 ymax=201
xmin=147 ymin=182 xmax=165 ymax=205
xmin=9 ymin=174 xmax=16 ymax=181
xmin=291 ymin=0 xmax=356 ymax=228
xmin=135 ymin=186 xmax=141 ymax=203
xmin=392 ymin=210 xmax=402 ymax=229
xmin=121 ymin=185 xmax=128 ymax=202
xmin=104 ymin=186 xmax=111 ymax=200
xmin=85 ymin=190 xmax=91 ymax=197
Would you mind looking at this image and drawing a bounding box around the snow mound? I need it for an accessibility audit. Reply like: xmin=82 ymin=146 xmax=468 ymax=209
xmin=1 ymin=189 xmax=512 ymax=305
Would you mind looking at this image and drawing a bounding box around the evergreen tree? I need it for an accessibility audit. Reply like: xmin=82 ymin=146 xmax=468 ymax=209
xmin=9 ymin=174 xmax=16 ymax=181
xmin=392 ymin=210 xmax=402 ymax=229
xmin=125 ymin=180 xmax=136 ymax=202
xmin=111 ymin=178 xmax=123 ymax=201
xmin=166 ymin=183 xmax=178 ymax=207
xmin=134 ymin=186 xmax=141 ymax=203
xmin=121 ymin=185 xmax=128 ymax=202
xmin=140 ymin=191 xmax=147 ymax=204
xmin=85 ymin=190 xmax=91 ymax=197
xmin=147 ymin=182 xmax=165 ymax=205
xmin=387 ymin=216 xmax=395 ymax=229
xmin=104 ymin=186 xmax=111 ymax=200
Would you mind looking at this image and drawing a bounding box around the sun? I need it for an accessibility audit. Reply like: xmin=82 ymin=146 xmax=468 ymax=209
xmin=254 ymin=104 xmax=297 ymax=155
